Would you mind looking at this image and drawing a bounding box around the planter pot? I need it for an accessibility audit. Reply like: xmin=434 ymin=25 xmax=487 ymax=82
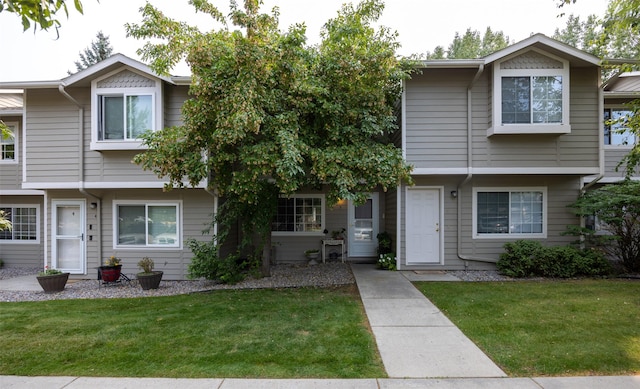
xmin=99 ymin=265 xmax=122 ymax=283
xmin=36 ymin=273 xmax=70 ymax=293
xmin=137 ymin=271 xmax=163 ymax=290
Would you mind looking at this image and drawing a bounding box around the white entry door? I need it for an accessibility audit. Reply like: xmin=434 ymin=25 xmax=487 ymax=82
xmin=52 ymin=200 xmax=86 ymax=274
xmin=406 ymin=188 xmax=442 ymax=264
xmin=348 ymin=193 xmax=379 ymax=257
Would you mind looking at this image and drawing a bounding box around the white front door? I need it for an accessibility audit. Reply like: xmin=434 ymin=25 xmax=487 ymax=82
xmin=52 ymin=200 xmax=86 ymax=274
xmin=348 ymin=193 xmax=379 ymax=257
xmin=406 ymin=188 xmax=442 ymax=264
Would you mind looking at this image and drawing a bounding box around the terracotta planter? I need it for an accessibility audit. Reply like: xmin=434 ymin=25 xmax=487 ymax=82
xmin=137 ymin=271 xmax=163 ymax=290
xmin=99 ymin=265 xmax=122 ymax=283
xmin=36 ymin=273 xmax=70 ymax=293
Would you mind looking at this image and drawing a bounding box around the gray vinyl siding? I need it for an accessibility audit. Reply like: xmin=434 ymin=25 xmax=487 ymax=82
xmin=24 ymin=83 xmax=189 ymax=186
xmin=24 ymin=89 xmax=82 ymax=183
xmin=399 ymin=175 xmax=581 ymax=270
xmin=71 ymin=188 xmax=214 ymax=280
xmin=0 ymin=196 xmax=45 ymax=268
xmin=0 ymin=115 xmax=22 ymax=190
xmin=604 ymin=148 xmax=631 ymax=179
xmin=406 ymin=66 xmax=600 ymax=171
xmin=165 ymin=85 xmax=188 ymax=127
xmin=405 ymin=69 xmax=473 ymax=168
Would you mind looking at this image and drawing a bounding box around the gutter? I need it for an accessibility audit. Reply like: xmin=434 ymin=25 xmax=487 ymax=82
xmin=456 ymin=64 xmax=498 ymax=266
xmin=59 ymin=84 xmax=103 ymax=273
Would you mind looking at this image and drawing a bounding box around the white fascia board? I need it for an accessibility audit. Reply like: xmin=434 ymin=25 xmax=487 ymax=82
xmin=483 ymin=34 xmax=600 ymax=66
xmin=412 ymin=167 xmax=600 ymax=176
xmin=0 ymin=190 xmax=45 ymax=195
xmin=470 ymin=167 xmax=600 ymax=175
xmin=62 ymin=53 xmax=175 ymax=86
xmin=22 ymin=182 xmax=205 ymax=190
xmin=0 ymin=81 xmax=60 ymax=89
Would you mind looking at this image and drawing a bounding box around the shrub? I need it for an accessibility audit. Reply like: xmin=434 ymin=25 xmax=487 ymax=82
xmin=497 ymin=240 xmax=612 ymax=278
xmin=497 ymin=240 xmax=542 ymax=278
xmin=187 ymin=239 xmax=248 ymax=284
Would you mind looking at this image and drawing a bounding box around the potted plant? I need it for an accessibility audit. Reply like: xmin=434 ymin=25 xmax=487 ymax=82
xmin=331 ymin=228 xmax=345 ymax=240
xmin=304 ymin=249 xmax=320 ymax=264
xmin=136 ymin=257 xmax=163 ymax=290
xmin=99 ymin=255 xmax=122 ymax=283
xmin=36 ymin=266 xmax=70 ymax=293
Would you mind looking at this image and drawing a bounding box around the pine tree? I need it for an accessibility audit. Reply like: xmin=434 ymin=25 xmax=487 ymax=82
xmin=69 ymin=31 xmax=113 ymax=74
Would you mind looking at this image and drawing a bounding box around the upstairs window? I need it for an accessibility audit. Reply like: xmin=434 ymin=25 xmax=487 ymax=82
xmin=0 ymin=122 xmax=16 ymax=162
xmin=91 ymin=67 xmax=162 ymax=150
xmin=502 ymin=76 xmax=562 ymax=124
xmin=99 ymin=94 xmax=153 ymax=140
xmin=604 ymin=108 xmax=636 ymax=146
xmin=489 ymin=49 xmax=570 ymax=136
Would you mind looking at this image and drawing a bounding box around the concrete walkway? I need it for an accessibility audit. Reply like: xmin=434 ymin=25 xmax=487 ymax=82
xmin=351 ymin=264 xmax=506 ymax=378
xmin=2 ymin=264 xmax=640 ymax=388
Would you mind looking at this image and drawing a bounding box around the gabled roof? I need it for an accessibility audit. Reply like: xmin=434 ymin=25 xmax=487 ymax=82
xmin=0 ymin=53 xmax=191 ymax=89
xmin=483 ymin=33 xmax=600 ymax=67
xmin=419 ymin=33 xmax=601 ymax=69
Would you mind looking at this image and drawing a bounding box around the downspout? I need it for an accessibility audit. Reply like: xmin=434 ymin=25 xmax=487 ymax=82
xmin=456 ymin=64 xmax=497 ymax=267
xmin=59 ymin=84 xmax=103 ymax=271
xmin=204 ymin=186 xmax=219 ymax=240
xmin=397 ymin=79 xmax=407 ymax=270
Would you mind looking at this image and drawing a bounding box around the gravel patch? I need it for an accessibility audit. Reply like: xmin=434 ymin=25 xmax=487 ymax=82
xmin=0 ymin=262 xmax=355 ymax=303
xmin=447 ymin=270 xmax=516 ymax=282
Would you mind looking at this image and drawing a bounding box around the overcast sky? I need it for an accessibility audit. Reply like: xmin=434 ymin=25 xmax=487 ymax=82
xmin=0 ymin=0 xmax=609 ymax=82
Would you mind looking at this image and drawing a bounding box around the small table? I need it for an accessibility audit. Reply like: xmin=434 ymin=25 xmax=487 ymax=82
xmin=322 ymin=239 xmax=345 ymax=263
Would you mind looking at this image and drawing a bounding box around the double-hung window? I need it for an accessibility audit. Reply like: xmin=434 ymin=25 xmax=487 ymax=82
xmin=114 ymin=202 xmax=180 ymax=247
xmin=1 ymin=122 xmax=16 ymax=162
xmin=0 ymin=206 xmax=39 ymax=242
xmin=490 ymin=49 xmax=570 ymax=136
xmin=473 ymin=188 xmax=546 ymax=238
xmin=272 ymin=195 xmax=325 ymax=235
xmin=604 ymin=108 xmax=636 ymax=146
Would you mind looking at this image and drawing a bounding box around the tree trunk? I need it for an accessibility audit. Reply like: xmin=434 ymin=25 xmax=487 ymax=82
xmin=261 ymin=230 xmax=272 ymax=277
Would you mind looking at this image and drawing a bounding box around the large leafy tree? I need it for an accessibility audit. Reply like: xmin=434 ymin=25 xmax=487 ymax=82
xmin=568 ymin=180 xmax=640 ymax=272
xmin=556 ymin=0 xmax=640 ymax=177
xmin=69 ymin=30 xmax=113 ymax=74
xmin=0 ymin=0 xmax=85 ymax=33
xmin=126 ymin=0 xmax=413 ymax=277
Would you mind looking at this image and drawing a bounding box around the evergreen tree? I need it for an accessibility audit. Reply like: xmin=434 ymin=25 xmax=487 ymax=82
xmin=69 ymin=31 xmax=113 ymax=74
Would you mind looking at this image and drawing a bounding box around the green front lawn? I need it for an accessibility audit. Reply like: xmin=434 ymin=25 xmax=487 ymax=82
xmin=0 ymin=286 xmax=385 ymax=378
xmin=415 ymin=279 xmax=640 ymax=377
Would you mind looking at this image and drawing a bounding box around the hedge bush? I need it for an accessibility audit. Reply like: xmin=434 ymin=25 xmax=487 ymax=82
xmin=497 ymin=240 xmax=611 ymax=278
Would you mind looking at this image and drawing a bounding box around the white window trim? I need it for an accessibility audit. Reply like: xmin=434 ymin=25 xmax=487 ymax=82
xmin=0 ymin=204 xmax=40 ymax=244
xmin=489 ymin=48 xmax=571 ymax=136
xmin=472 ymin=187 xmax=547 ymax=239
xmin=272 ymin=194 xmax=326 ymax=237
xmin=113 ymin=200 xmax=182 ymax=249
xmin=604 ymin=106 xmax=636 ymax=149
xmin=90 ymin=66 xmax=163 ymax=151
xmin=0 ymin=121 xmax=18 ymax=164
